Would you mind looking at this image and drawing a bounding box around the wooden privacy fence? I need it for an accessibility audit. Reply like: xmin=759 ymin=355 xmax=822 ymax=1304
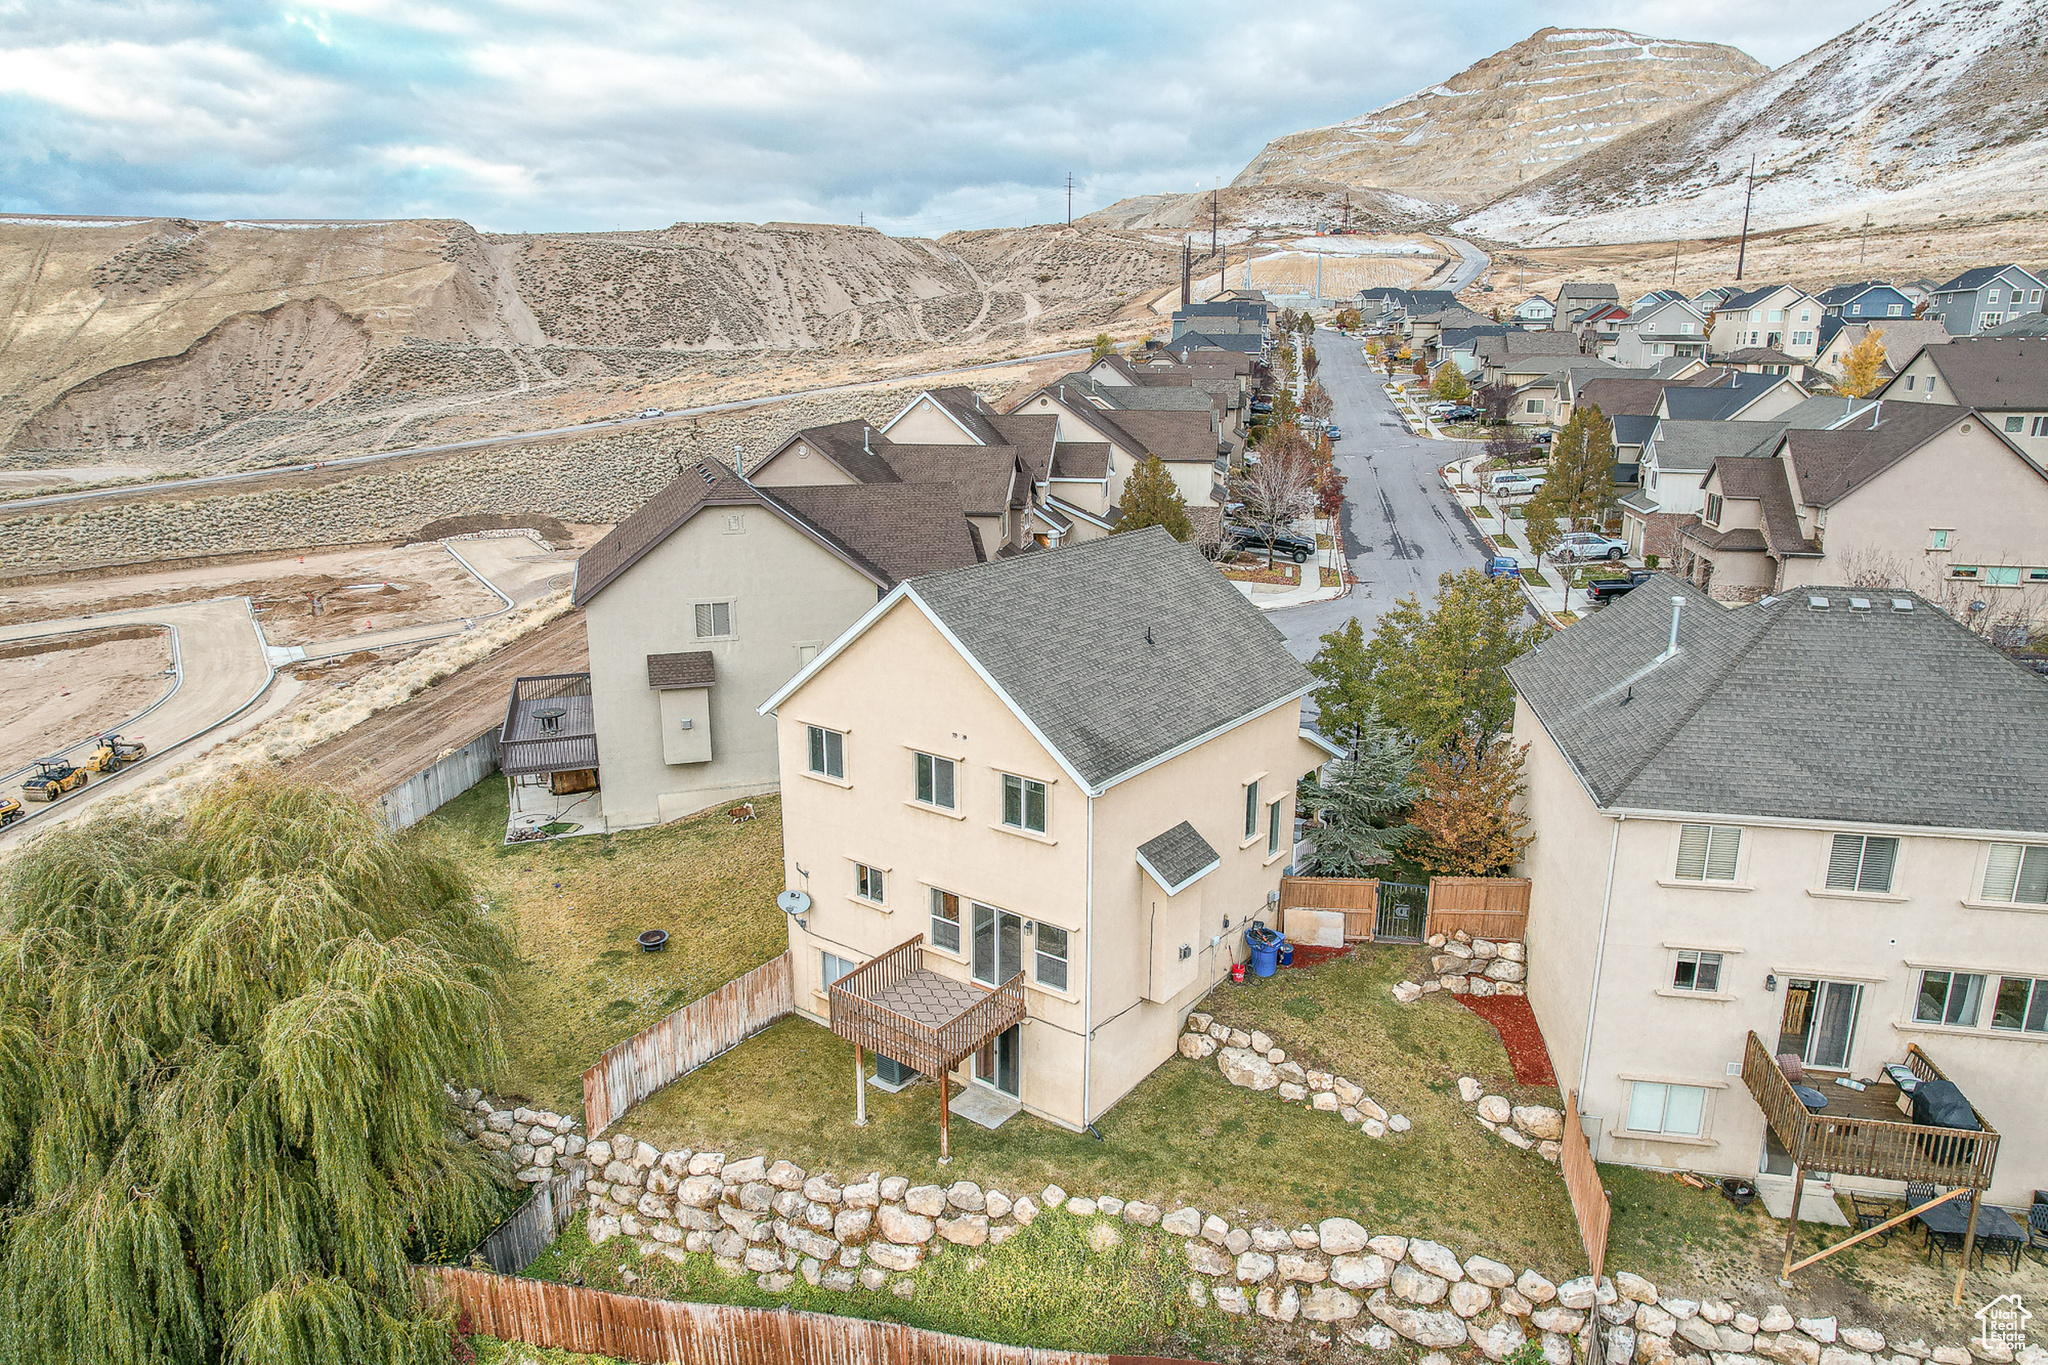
xmin=1559 ymin=1090 xmax=1610 ymax=1282
xmin=468 ymin=1162 xmax=587 ymax=1275
xmin=1424 ymin=877 xmax=1530 ymax=941
xmin=1277 ymin=875 xmax=1378 ymax=942
xmin=583 ymin=952 xmax=794 ymax=1137
xmin=421 ymin=1267 xmax=1109 ymax=1365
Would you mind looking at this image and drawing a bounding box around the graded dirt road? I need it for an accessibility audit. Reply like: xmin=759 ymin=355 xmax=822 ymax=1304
xmin=0 ymin=627 xmax=172 ymax=769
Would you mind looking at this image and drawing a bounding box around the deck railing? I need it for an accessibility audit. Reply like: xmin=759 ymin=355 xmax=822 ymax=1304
xmin=1740 ymin=1032 xmax=1999 ymax=1188
xmin=828 ymin=936 xmax=1025 ymax=1078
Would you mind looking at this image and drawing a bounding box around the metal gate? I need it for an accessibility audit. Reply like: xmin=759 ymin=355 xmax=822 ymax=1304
xmin=1376 ymin=882 xmax=1428 ymax=942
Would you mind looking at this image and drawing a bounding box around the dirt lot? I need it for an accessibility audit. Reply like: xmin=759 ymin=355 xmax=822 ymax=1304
xmin=0 ymin=543 xmax=507 ymax=644
xmin=0 ymin=626 xmax=171 ymax=769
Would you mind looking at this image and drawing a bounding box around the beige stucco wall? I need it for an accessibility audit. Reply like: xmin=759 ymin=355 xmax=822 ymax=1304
xmin=584 ymin=507 xmax=881 ymax=828
xmin=1882 ymin=352 xmax=2048 ymax=463
xmin=886 ymin=395 xmax=984 ymax=445
xmin=1782 ymin=421 xmax=2048 ymax=593
xmin=1514 ymin=699 xmax=2048 ymax=1204
xmin=772 ymin=595 xmax=1320 ymax=1129
xmin=749 ymin=440 xmax=859 ymax=487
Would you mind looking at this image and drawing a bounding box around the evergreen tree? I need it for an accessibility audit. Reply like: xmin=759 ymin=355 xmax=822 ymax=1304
xmin=0 ymin=774 xmax=515 ymax=1365
xmin=1115 ymin=454 xmax=1194 ymax=541
xmin=1301 ymin=714 xmax=1417 ymax=877
xmin=1528 ymin=401 xmax=1615 ymax=532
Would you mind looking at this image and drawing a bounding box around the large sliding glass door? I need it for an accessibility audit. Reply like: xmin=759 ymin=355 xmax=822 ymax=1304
xmin=1777 ymin=978 xmax=1863 ymax=1071
xmin=971 ymin=903 xmax=1023 ymax=986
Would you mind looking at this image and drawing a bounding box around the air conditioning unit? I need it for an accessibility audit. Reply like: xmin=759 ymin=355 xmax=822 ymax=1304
xmin=872 ymin=1054 xmax=917 ymax=1090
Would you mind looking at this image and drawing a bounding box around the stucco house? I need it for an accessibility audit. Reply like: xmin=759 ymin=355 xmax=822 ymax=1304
xmin=758 ymin=528 xmax=1336 ymax=1132
xmin=1620 ymin=421 xmax=1784 ymax=562
xmin=1812 ymin=318 xmax=1948 ymax=384
xmin=1671 ymin=402 xmax=2048 ymax=607
xmin=1879 ymin=337 xmax=2048 ymax=463
xmin=1508 ymin=577 xmax=2048 ymax=1207
xmin=1612 ymin=298 xmax=1710 ymax=367
xmin=571 ymin=460 xmax=982 ymax=829
xmin=1708 ymin=286 xmax=1821 ymax=361
xmin=1008 ymin=382 xmax=1234 ymax=513
xmin=1925 ymin=266 xmax=2047 ymax=335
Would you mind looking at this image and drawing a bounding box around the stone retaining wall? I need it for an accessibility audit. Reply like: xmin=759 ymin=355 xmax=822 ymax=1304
xmin=1395 ymin=929 xmax=1527 ymax=1002
xmin=1178 ymin=1012 xmax=1412 ymax=1137
xmin=449 ymin=1086 xmax=586 ymax=1184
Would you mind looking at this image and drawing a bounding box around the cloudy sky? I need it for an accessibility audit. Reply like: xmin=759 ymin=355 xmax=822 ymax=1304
xmin=0 ymin=0 xmax=1889 ymax=236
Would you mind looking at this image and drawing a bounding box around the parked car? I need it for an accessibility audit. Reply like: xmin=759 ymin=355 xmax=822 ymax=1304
xmin=1325 ymin=426 xmax=1343 ymax=441
xmin=1489 ymin=470 xmax=1546 ymax=496
xmin=1226 ymin=523 xmax=1317 ymax=564
xmin=1554 ymin=531 xmax=1629 ymax=562
xmin=1585 ymin=569 xmax=1654 ymax=604
xmin=1446 ymin=405 xmax=1477 ymax=422
xmin=1529 ymin=430 xmax=1554 ymax=447
xmin=1250 ymin=399 xmax=1275 ymax=414
xmin=1484 ymin=556 xmax=1522 ymax=579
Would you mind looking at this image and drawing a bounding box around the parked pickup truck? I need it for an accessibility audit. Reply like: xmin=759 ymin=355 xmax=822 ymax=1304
xmin=1584 ymin=570 xmax=1655 ymax=604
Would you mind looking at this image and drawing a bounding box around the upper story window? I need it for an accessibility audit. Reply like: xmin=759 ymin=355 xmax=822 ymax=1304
xmin=1672 ymin=950 xmax=1724 ymax=992
xmin=1245 ymin=780 xmax=1261 ymax=839
xmin=1267 ymin=797 xmax=1286 ymax=857
xmin=806 ymin=725 xmax=845 ymax=780
xmin=1993 ymin=976 xmax=2048 ymax=1034
xmin=1982 ymin=843 xmax=2048 ymax=905
xmin=854 ymin=862 xmax=886 ymax=905
xmin=1915 ymin=970 xmax=1984 ymax=1027
xmin=694 ymin=601 xmax=734 ymax=638
xmin=1929 ymin=528 xmax=1953 ymax=551
xmin=1674 ymin=824 xmax=1741 ymax=881
xmin=930 ymin=889 xmax=962 ymax=953
xmin=1002 ymin=773 xmax=1047 ymax=834
xmin=2007 ymin=416 xmax=2027 ymax=434
xmin=913 ymin=752 xmax=956 ymax=809
xmin=1705 ymin=493 xmax=1724 ymax=525
xmin=1035 ymin=924 xmax=1070 ymax=992
xmin=1888 ymin=304 xmax=1904 ymax=317
xmin=1825 ymin=834 xmax=1898 ymax=893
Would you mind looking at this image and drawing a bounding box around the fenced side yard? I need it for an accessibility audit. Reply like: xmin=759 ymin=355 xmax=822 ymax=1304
xmin=468 ymin=1162 xmax=588 ymax=1274
xmin=425 ymin=1266 xmax=1115 ymax=1365
xmin=584 ymin=952 xmax=794 ymax=1136
xmin=1278 ymin=874 xmax=1528 ymax=944
xmin=1424 ymin=876 xmax=1529 ymax=941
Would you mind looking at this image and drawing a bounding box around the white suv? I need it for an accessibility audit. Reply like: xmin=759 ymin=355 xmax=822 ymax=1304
xmin=1489 ymin=470 xmax=1546 ymax=497
xmin=1554 ymin=531 xmax=1629 ymax=562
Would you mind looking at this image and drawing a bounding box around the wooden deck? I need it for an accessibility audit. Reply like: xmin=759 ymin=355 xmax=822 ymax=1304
xmin=827 ymin=935 xmax=1025 ymax=1079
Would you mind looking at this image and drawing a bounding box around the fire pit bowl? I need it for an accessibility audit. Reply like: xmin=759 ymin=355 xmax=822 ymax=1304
xmin=1719 ymin=1178 xmax=1757 ymax=1210
xmin=637 ymin=929 xmax=670 ymax=953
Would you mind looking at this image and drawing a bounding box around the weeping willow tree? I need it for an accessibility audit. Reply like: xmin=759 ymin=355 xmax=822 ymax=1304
xmin=0 ymin=773 xmax=515 ymax=1365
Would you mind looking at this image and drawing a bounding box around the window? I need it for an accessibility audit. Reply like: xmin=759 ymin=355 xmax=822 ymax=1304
xmin=1888 ymin=304 xmax=1904 ymax=317
xmin=2034 ymin=417 xmax=2048 ymax=436
xmin=796 ymin=643 xmax=819 ymax=666
xmin=914 ymin=752 xmax=955 ymax=809
xmin=1905 ymin=375 xmax=1917 ymax=390
xmin=2006 ymin=416 xmax=2026 ymax=434
xmin=693 ymin=601 xmax=733 ymax=638
xmin=1769 ymin=309 xmax=1785 ymax=323
xmin=806 ymin=725 xmax=845 ymax=779
xmin=1267 ymin=797 xmax=1286 ymax=857
xmin=1526 ymin=399 xmax=1544 ymax=415
xmin=1982 ymin=843 xmax=2048 ymax=905
xmin=1002 ymin=773 xmax=1047 ymax=834
xmin=1916 ymin=970 xmax=1984 ymax=1027
xmin=1245 ymin=780 xmax=1261 ymax=839
xmin=1626 ymin=1081 xmax=1705 ymax=1136
xmin=1674 ymin=824 xmax=1742 ymax=881
xmin=1705 ymin=493 xmax=1724 ymax=525
xmin=1826 ymin=834 xmax=1899 ymax=893
xmin=1949 ymin=565 xmax=1982 ymax=580
xmin=1672 ymin=950 xmax=1724 ymax=993
xmin=2031 ymin=567 xmax=2048 ymax=584
xmin=1985 ymin=565 xmax=2021 ymax=587
xmin=1992 ymin=977 xmax=2048 ymax=1033
xmin=1928 ymin=528 xmax=1953 ymax=551
xmin=1035 ymin=923 xmax=1069 ymax=991
xmin=1988 ymin=289 xmax=2001 ymax=305
xmin=822 ymin=952 xmax=857 ymax=990
xmin=1927 ymin=378 xmax=1938 ymax=396
xmin=854 ymin=863 xmax=885 ymax=904
xmin=930 ymin=889 xmax=962 ymax=952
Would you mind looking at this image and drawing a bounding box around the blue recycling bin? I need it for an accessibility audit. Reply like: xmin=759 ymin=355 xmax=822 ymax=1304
xmin=1245 ymin=923 xmax=1281 ymax=977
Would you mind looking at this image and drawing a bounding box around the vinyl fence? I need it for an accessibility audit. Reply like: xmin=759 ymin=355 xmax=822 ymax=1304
xmin=582 ymin=952 xmax=795 ymax=1137
xmin=1559 ymin=1089 xmax=1610 ymax=1283
xmin=1423 ymin=877 xmax=1530 ymax=942
xmin=375 ymin=727 xmax=500 ymax=831
xmin=421 ymin=1267 xmax=1110 ymax=1365
xmin=468 ymin=1162 xmax=587 ymax=1275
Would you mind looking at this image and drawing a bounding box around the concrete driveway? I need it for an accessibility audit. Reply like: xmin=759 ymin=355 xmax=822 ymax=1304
xmin=1269 ymin=327 xmax=1497 ymax=661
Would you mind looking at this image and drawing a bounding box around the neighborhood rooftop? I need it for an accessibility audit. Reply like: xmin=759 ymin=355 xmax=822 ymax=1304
xmin=1507 ymin=574 xmax=2048 ymax=832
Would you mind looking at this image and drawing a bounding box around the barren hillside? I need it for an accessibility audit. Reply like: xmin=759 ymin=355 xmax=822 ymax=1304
xmin=1458 ymin=0 xmax=2048 ymax=246
xmin=1080 ymin=183 xmax=1434 ymax=233
xmin=1233 ymin=29 xmax=1765 ymax=208
xmin=0 ymin=216 xmax=1178 ymax=475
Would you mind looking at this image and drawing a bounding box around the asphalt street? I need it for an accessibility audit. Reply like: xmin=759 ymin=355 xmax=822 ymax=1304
xmin=1271 ymin=326 xmax=1493 ymax=661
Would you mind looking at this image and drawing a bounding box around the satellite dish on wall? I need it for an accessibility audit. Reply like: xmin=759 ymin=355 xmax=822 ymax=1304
xmin=777 ymin=890 xmax=813 ymax=916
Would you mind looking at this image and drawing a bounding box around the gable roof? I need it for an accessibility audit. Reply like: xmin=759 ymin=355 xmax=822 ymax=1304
xmin=1773 ymin=402 xmax=2038 ymax=508
xmin=1574 ymin=378 xmax=1684 ymax=419
xmin=573 ymin=461 xmax=979 ymax=606
xmin=1931 ymin=265 xmax=2046 ymax=295
xmin=1165 ymin=332 xmax=1262 ymax=355
xmin=1984 ymin=313 xmax=2048 ymax=338
xmin=1610 ymin=414 xmax=1659 ymax=450
xmin=762 ymin=528 xmax=1313 ymax=793
xmin=1050 ymin=442 xmax=1111 ymax=481
xmin=1779 ymin=395 xmax=1878 ymax=430
xmin=1713 ymin=283 xmax=1805 ymax=313
xmin=1646 ymin=420 xmax=1786 ymax=471
xmin=1557 ymin=282 xmax=1619 ymax=304
xmin=1507 ymin=575 xmax=2048 ymax=832
xmin=1135 ymin=821 xmax=1222 ymax=895
xmin=1916 ymin=339 xmax=2048 ymax=409
xmin=1704 ymin=456 xmax=1817 ymax=558
xmin=1658 ymin=372 xmax=1798 ymax=421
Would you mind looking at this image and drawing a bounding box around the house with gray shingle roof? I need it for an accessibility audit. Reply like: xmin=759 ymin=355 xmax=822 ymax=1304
xmin=1508 ymin=574 xmax=2048 ymax=1206
xmin=758 ymin=527 xmax=1339 ymax=1131
xmin=1879 ymin=337 xmax=2048 ymax=464
xmin=1925 ymin=266 xmax=2047 ymax=335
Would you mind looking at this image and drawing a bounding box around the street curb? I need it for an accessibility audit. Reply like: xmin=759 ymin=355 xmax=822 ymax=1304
xmin=1439 ymin=459 xmax=1564 ymax=631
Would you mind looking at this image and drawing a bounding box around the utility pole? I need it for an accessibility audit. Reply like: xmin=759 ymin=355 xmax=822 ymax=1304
xmin=1342 ymin=194 xmax=1351 ymax=232
xmin=1066 ymin=173 xmax=1073 ymax=226
xmin=1859 ymin=216 xmax=1872 ymax=268
xmin=1671 ymin=238 xmax=1680 ymax=289
xmin=1735 ymin=154 xmax=1757 ymax=281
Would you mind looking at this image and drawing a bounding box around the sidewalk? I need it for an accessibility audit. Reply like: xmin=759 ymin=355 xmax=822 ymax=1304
xmin=1228 ymin=516 xmax=1349 ymax=612
xmin=1440 ymin=453 xmax=1644 ymax=627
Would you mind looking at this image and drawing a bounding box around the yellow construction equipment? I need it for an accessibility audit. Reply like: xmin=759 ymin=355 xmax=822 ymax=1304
xmin=84 ymin=733 xmax=147 ymax=773
xmin=22 ymin=760 xmax=87 ymax=802
xmin=0 ymin=795 xmax=21 ymax=828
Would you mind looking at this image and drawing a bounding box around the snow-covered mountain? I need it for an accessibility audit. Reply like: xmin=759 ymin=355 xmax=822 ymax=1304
xmin=1231 ymin=29 xmax=1765 ymax=209
xmin=1458 ymin=0 xmax=2048 ymax=245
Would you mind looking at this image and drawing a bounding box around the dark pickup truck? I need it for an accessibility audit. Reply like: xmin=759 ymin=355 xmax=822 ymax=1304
xmin=1584 ymin=570 xmax=1654 ymax=605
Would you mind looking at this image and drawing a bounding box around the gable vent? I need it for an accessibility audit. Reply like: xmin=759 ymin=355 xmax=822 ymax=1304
xmin=1891 ymin=597 xmax=1914 ymax=612
xmin=1807 ymin=595 xmax=1830 ymax=610
xmin=1848 ymin=597 xmax=1871 ymax=611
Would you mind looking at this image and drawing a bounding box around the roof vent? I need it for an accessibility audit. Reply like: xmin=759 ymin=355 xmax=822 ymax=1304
xmin=1757 ymin=594 xmax=1779 ymax=607
xmin=1808 ymin=595 xmax=1830 ymax=610
xmin=1849 ymin=596 xmax=1871 ymax=611
xmin=698 ymin=463 xmax=717 ymax=485
xmin=1891 ymin=597 xmax=1914 ymax=612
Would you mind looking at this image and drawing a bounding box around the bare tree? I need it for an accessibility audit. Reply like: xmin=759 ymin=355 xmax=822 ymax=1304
xmin=1302 ymin=380 xmax=1334 ymax=422
xmin=1829 ymin=545 xmax=2048 ymax=644
xmin=1233 ymin=429 xmax=1318 ymax=569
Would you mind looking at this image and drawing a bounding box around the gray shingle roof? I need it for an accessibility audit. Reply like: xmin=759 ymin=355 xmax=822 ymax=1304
xmin=907 ymin=527 xmax=1312 ymax=790
xmin=646 ymin=651 xmax=715 ymax=690
xmin=1646 ymin=420 xmax=1785 ymax=472
xmin=1659 ymin=373 xmax=1793 ymax=421
xmin=1921 ymin=338 xmax=2048 ymax=409
xmin=1136 ymin=820 xmax=1222 ymax=894
xmin=1507 ymin=575 xmax=2048 ymax=831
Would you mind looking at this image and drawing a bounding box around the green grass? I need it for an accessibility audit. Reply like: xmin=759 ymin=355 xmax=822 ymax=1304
xmin=1493 ymin=533 xmax=1518 ymax=548
xmin=613 ymin=942 xmax=1582 ymax=1278
xmin=410 ymin=782 xmax=787 ymax=1111
xmin=1522 ymin=569 xmax=1552 ymax=588
xmin=520 ymin=1208 xmax=1243 ymax=1358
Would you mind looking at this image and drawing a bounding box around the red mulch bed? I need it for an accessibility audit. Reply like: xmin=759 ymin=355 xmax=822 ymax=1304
xmin=1285 ymin=944 xmax=1354 ymax=968
xmin=1457 ymin=992 xmax=1557 ymax=1087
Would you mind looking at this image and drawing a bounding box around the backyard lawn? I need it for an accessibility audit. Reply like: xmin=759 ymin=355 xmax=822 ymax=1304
xmin=410 ymin=782 xmax=787 ymax=1112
